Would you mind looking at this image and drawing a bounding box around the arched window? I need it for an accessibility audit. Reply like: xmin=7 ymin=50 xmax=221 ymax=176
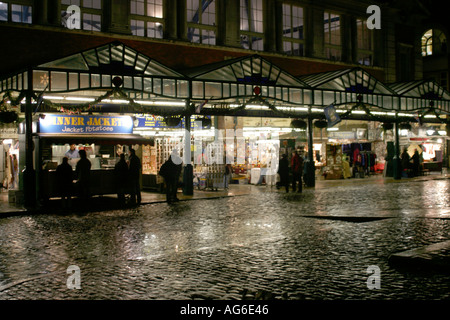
xmin=422 ymin=29 xmax=447 ymax=56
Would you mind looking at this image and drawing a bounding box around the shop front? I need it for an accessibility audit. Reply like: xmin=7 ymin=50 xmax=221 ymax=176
xmin=2 ymin=42 xmax=450 ymax=206
xmin=35 ymin=113 xmax=152 ymax=201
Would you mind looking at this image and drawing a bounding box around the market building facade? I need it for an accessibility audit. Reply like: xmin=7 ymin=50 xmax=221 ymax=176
xmin=1 ymin=0 xmax=449 ymax=207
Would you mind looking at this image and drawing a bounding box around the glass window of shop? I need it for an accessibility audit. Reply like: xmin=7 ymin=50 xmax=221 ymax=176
xmin=282 ymin=3 xmax=305 ymax=57
xmin=187 ymin=0 xmax=216 ymax=45
xmin=356 ymin=18 xmax=374 ymax=66
xmin=130 ymin=0 xmax=164 ymax=39
xmin=324 ymin=11 xmax=341 ymax=61
xmin=240 ymin=0 xmax=264 ymax=51
xmin=61 ymin=0 xmax=101 ymax=31
xmin=0 ymin=1 xmax=33 ymax=24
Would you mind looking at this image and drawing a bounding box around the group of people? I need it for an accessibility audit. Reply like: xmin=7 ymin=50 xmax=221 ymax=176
xmin=56 ymin=144 xmax=142 ymax=208
xmin=401 ymin=148 xmax=422 ymax=177
xmin=277 ymin=150 xmax=305 ymax=193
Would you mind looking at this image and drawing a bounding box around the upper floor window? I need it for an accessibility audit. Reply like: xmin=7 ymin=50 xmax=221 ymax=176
xmin=240 ymin=0 xmax=263 ymax=51
xmin=0 ymin=1 xmax=33 ymax=24
xmin=422 ymin=29 xmax=447 ymax=56
xmin=356 ymin=18 xmax=373 ymax=66
xmin=61 ymin=0 xmax=101 ymax=31
xmin=324 ymin=11 xmax=341 ymax=61
xmin=187 ymin=0 xmax=216 ymax=45
xmin=282 ymin=3 xmax=304 ymax=56
xmin=130 ymin=0 xmax=164 ymax=39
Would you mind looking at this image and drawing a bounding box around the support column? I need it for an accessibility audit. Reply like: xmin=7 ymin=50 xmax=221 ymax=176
xmin=393 ymin=115 xmax=402 ymax=180
xmin=183 ymin=113 xmax=193 ymax=195
xmin=24 ymin=69 xmax=36 ymax=208
xmin=305 ymin=110 xmax=315 ymax=187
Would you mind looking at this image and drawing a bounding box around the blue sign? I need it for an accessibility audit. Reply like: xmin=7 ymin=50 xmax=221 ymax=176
xmin=135 ymin=115 xmax=211 ymax=129
xmin=39 ymin=114 xmax=134 ymax=134
xmin=324 ymin=104 xmax=341 ymax=128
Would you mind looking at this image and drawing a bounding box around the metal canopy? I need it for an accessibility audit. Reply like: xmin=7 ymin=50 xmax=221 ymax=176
xmin=299 ymin=67 xmax=399 ymax=110
xmin=388 ymin=79 xmax=450 ymax=113
xmin=1 ymin=42 xmax=450 ymax=118
xmin=183 ymin=54 xmax=313 ymax=106
xmin=1 ymin=41 xmax=189 ymax=99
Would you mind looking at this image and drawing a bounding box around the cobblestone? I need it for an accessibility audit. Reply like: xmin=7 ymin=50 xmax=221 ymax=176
xmin=0 ymin=178 xmax=450 ymax=300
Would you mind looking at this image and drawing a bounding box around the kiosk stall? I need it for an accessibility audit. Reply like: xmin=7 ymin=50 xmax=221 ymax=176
xmin=36 ymin=114 xmax=152 ymax=201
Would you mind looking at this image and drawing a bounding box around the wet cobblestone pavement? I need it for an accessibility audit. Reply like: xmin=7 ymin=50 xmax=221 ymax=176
xmin=1 ymin=177 xmax=450 ymax=300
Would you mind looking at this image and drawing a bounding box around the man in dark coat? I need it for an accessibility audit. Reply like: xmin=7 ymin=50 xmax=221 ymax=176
xmin=159 ymin=150 xmax=182 ymax=203
xmin=278 ymin=154 xmax=289 ymax=193
xmin=291 ymin=150 xmax=304 ymax=193
xmin=75 ymin=149 xmax=91 ymax=200
xmin=128 ymin=148 xmax=142 ymax=205
xmin=401 ymin=148 xmax=410 ymax=176
xmin=56 ymin=156 xmax=73 ymax=208
xmin=114 ymin=153 xmax=128 ymax=205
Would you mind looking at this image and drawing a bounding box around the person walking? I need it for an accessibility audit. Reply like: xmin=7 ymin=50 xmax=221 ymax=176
xmin=114 ymin=153 xmax=128 ymax=206
xmin=291 ymin=150 xmax=304 ymax=193
xmin=75 ymin=149 xmax=91 ymax=201
xmin=278 ymin=154 xmax=289 ymax=193
xmin=159 ymin=150 xmax=182 ymax=203
xmin=412 ymin=149 xmax=420 ymax=177
xmin=56 ymin=157 xmax=73 ymax=208
xmin=128 ymin=148 xmax=142 ymax=205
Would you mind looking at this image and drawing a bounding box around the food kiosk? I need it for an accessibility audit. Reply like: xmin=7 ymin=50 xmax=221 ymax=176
xmin=36 ymin=113 xmax=153 ymax=201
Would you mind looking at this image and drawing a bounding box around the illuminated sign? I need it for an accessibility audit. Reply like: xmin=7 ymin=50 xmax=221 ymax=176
xmin=135 ymin=115 xmax=211 ymax=129
xmin=39 ymin=114 xmax=134 ymax=134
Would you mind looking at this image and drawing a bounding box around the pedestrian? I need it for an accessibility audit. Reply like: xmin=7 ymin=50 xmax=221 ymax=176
xmin=224 ymin=163 xmax=232 ymax=190
xmin=128 ymin=148 xmax=142 ymax=205
xmin=114 ymin=153 xmax=128 ymax=206
xmin=56 ymin=156 xmax=73 ymax=208
xmin=278 ymin=154 xmax=289 ymax=193
xmin=75 ymin=149 xmax=91 ymax=200
xmin=412 ymin=149 xmax=420 ymax=177
xmin=291 ymin=150 xmax=303 ymax=193
xmin=401 ymin=148 xmax=410 ymax=177
xmin=159 ymin=150 xmax=182 ymax=203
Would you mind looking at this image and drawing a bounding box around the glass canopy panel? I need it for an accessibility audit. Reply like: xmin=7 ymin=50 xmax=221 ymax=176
xmin=110 ymin=44 xmax=124 ymax=62
xmin=200 ymin=66 xmax=236 ymax=81
xmin=96 ymin=45 xmax=111 ymax=64
xmin=124 ymin=47 xmax=137 ymax=66
xmin=39 ymin=53 xmax=89 ymax=71
xmin=82 ymin=49 xmax=99 ymax=67
xmin=145 ymin=60 xmax=181 ymax=77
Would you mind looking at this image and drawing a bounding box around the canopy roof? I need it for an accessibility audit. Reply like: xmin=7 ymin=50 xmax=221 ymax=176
xmin=1 ymin=42 xmax=450 ymax=118
xmin=389 ymin=79 xmax=450 ymax=100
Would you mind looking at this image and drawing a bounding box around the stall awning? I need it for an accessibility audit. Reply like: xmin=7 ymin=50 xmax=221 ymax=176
xmin=35 ymin=133 xmax=154 ymax=146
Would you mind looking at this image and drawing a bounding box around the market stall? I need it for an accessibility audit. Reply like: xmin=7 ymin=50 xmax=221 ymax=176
xmin=36 ymin=114 xmax=152 ymax=201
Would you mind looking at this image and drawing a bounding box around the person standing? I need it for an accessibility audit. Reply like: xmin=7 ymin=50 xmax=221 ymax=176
xmin=159 ymin=150 xmax=182 ymax=203
xmin=56 ymin=157 xmax=73 ymax=208
xmin=224 ymin=163 xmax=232 ymax=190
xmin=291 ymin=150 xmax=304 ymax=193
xmin=128 ymin=148 xmax=142 ymax=205
xmin=75 ymin=149 xmax=91 ymax=200
xmin=65 ymin=144 xmax=79 ymax=159
xmin=401 ymin=148 xmax=410 ymax=177
xmin=412 ymin=149 xmax=420 ymax=177
xmin=278 ymin=154 xmax=289 ymax=193
xmin=114 ymin=153 xmax=128 ymax=206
